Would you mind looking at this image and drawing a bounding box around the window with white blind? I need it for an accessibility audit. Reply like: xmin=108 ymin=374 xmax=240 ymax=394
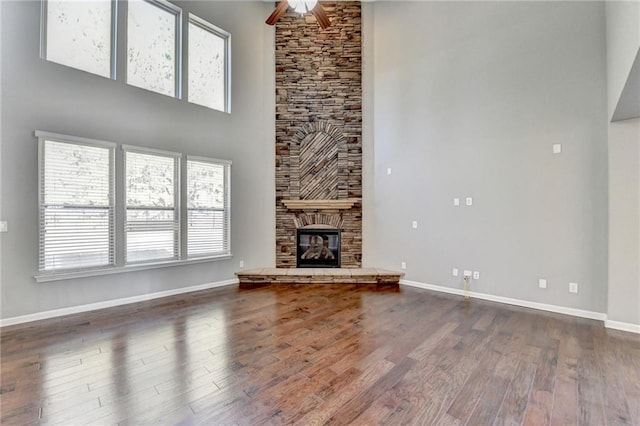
xmin=187 ymin=157 xmax=231 ymax=258
xmin=36 ymin=131 xmax=232 ymax=281
xmin=124 ymin=147 xmax=180 ymax=263
xmin=43 ymin=0 xmax=116 ymax=78
xmin=37 ymin=132 xmax=115 ymax=272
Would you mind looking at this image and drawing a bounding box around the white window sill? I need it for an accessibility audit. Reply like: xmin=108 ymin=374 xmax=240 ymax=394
xmin=34 ymin=254 xmax=233 ymax=283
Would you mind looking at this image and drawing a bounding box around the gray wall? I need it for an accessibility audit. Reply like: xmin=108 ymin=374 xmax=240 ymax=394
xmin=0 ymin=1 xmax=275 ymax=320
xmin=363 ymin=1 xmax=609 ymax=313
xmin=606 ymin=1 xmax=640 ymax=326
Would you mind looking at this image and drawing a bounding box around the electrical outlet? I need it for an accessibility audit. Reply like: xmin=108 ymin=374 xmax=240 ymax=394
xmin=463 ymin=270 xmax=472 ymax=278
xmin=473 ymin=271 xmax=480 ymax=280
xmin=453 ymin=198 xmax=460 ymax=207
xmin=452 ymin=268 xmax=459 ymax=277
xmin=569 ymin=282 xmax=578 ymax=293
xmin=239 ymin=260 xmax=244 ymax=268
xmin=401 ymin=262 xmax=407 ymax=270
xmin=538 ymin=279 xmax=547 ymax=289
xmin=412 ymin=221 xmax=418 ymax=229
xmin=466 ymin=197 xmax=473 ymax=206
xmin=0 ymin=221 xmax=7 ymax=233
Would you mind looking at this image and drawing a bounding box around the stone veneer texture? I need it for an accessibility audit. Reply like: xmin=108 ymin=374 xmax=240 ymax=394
xmin=275 ymin=2 xmax=362 ymax=268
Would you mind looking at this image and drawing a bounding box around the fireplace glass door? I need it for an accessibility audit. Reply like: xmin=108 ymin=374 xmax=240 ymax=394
xmin=296 ymin=228 xmax=340 ymax=268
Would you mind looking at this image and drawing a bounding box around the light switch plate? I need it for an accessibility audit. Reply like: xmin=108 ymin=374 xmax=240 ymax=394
xmin=0 ymin=221 xmax=7 ymax=233
xmin=538 ymin=279 xmax=547 ymax=289
xmin=387 ymin=168 xmax=392 ymax=175
xmin=452 ymin=268 xmax=459 ymax=277
xmin=553 ymin=144 xmax=562 ymax=154
xmin=412 ymin=221 xmax=418 ymax=229
xmin=401 ymin=262 xmax=407 ymax=270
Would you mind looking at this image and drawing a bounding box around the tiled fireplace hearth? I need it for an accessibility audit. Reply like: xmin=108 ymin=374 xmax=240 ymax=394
xmin=275 ymin=2 xmax=363 ymax=268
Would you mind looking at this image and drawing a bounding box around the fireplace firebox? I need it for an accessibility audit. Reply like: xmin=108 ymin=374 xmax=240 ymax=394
xmin=296 ymin=228 xmax=341 ymax=268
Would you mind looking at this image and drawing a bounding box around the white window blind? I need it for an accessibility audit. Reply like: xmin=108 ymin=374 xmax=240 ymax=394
xmin=124 ymin=148 xmax=180 ymax=263
xmin=38 ymin=135 xmax=115 ymax=272
xmin=187 ymin=158 xmax=230 ymax=257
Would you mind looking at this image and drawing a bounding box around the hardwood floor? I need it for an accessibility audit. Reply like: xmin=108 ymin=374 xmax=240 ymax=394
xmin=1 ymin=283 xmax=639 ymax=425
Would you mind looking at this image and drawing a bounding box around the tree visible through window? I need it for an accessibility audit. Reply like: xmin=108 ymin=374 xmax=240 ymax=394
xmin=188 ymin=14 xmax=230 ymax=112
xmin=45 ymin=0 xmax=113 ymax=78
xmin=127 ymin=0 xmax=181 ymax=97
xmin=38 ymin=135 xmax=115 ymax=271
xmin=37 ymin=132 xmax=232 ymax=280
xmin=125 ymin=149 xmax=179 ymax=263
xmin=187 ymin=158 xmax=230 ymax=257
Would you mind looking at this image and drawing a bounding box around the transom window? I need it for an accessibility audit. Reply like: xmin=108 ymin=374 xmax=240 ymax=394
xmin=126 ymin=0 xmax=182 ymax=97
xmin=41 ymin=0 xmax=231 ymax=110
xmin=188 ymin=14 xmax=231 ymax=112
xmin=43 ymin=0 xmax=116 ymax=78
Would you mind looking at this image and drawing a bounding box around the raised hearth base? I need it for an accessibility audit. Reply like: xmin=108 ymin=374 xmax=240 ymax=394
xmin=236 ymin=268 xmax=404 ymax=286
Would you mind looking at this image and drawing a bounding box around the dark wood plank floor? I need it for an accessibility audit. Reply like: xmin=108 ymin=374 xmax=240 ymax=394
xmin=1 ymin=284 xmax=639 ymax=425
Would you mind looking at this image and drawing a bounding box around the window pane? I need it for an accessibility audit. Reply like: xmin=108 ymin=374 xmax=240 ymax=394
xmin=187 ymin=159 xmax=228 ymax=257
xmin=46 ymin=0 xmax=112 ymax=78
xmin=44 ymin=141 xmax=111 ymax=206
xmin=40 ymin=139 xmax=113 ymax=272
xmin=187 ymin=160 xmax=224 ymax=209
xmin=43 ymin=207 xmax=111 ymax=270
xmin=126 ymin=151 xmax=175 ymax=208
xmin=188 ymin=210 xmax=224 ymax=256
xmin=127 ymin=0 xmax=178 ymax=97
xmin=188 ymin=19 xmax=227 ymax=112
xmin=125 ymin=150 xmax=178 ymax=263
xmin=126 ymin=209 xmax=176 ymax=262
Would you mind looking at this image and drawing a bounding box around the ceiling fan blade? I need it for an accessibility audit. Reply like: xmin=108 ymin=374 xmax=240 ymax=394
xmin=266 ymin=1 xmax=289 ymax=26
xmin=311 ymin=3 xmax=331 ymax=29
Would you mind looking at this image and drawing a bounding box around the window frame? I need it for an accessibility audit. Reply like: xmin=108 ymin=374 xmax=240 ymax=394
xmin=34 ymin=132 xmax=233 ymax=283
xmin=186 ymin=155 xmax=232 ymax=259
xmin=123 ymin=145 xmax=182 ymax=265
xmin=40 ymin=0 xmax=118 ymax=79
xmin=125 ymin=0 xmax=183 ymax=98
xmin=187 ymin=13 xmax=232 ymax=113
xmin=36 ymin=131 xmax=117 ymax=273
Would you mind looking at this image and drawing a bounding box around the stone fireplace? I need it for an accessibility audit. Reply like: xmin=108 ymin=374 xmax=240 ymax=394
xmin=275 ymin=2 xmax=362 ymax=268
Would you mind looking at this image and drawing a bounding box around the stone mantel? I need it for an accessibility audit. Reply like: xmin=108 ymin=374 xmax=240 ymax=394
xmin=282 ymin=199 xmax=360 ymax=210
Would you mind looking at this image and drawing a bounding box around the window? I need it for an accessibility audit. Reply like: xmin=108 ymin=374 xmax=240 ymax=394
xmin=37 ymin=132 xmax=115 ymax=272
xmin=188 ymin=14 xmax=231 ymax=112
xmin=124 ymin=147 xmax=180 ymax=263
xmin=187 ymin=157 xmax=231 ymax=257
xmin=43 ymin=0 xmax=115 ymax=78
xmin=36 ymin=131 xmax=232 ymax=281
xmin=127 ymin=0 xmax=182 ymax=97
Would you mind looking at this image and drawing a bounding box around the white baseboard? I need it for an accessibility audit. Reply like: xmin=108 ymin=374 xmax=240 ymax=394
xmin=605 ymin=320 xmax=640 ymax=334
xmin=0 ymin=278 xmax=239 ymax=328
xmin=400 ymin=279 xmax=607 ymax=322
